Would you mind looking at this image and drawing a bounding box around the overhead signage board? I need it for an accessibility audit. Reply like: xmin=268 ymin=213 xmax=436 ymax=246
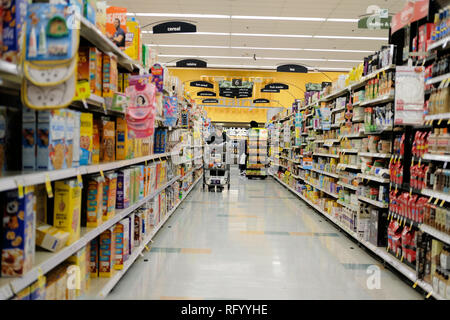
xmin=176 ymin=59 xmax=207 ymax=68
xmin=261 ymin=88 xmax=280 ymax=93
xmin=197 ymin=91 xmax=216 ymax=97
xmin=276 ymin=64 xmax=308 ymax=73
xmin=358 ymin=16 xmax=392 ymax=29
xmin=202 ymin=99 xmax=219 ymax=104
xmin=153 ymin=21 xmax=197 ymax=34
xmin=253 ymin=99 xmax=270 ymax=103
xmin=391 ymin=0 xmax=429 ymax=35
xmin=265 ymin=83 xmax=289 ymax=90
xmin=190 ymin=81 xmax=214 ymax=88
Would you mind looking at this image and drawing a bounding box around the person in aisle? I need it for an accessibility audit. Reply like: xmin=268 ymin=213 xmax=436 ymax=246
xmin=239 ymin=152 xmax=246 ymax=176
xmin=110 ymin=18 xmax=126 ymax=47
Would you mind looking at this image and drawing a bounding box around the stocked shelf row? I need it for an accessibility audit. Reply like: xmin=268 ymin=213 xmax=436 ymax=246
xmin=271 ymin=174 xmax=444 ymax=300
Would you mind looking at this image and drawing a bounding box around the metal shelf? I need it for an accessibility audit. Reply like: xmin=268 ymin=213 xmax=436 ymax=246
xmin=419 ymin=224 xmax=450 ymax=245
xmin=313 ymin=153 xmax=340 ymax=159
xmin=340 ymin=149 xmax=359 ymax=154
xmin=0 ymin=174 xmax=182 ymax=300
xmin=358 ymin=196 xmax=389 ymax=208
xmin=428 ymin=36 xmax=450 ymax=51
xmin=0 ymin=152 xmax=173 ymax=193
xmin=85 ymin=174 xmax=203 ymax=298
xmin=424 ymin=113 xmax=450 ymax=121
xmin=338 ymin=181 xmax=358 ymax=191
xmin=359 ymin=152 xmax=392 ymax=159
xmin=423 ymin=153 xmax=450 ymax=162
xmin=338 ymin=164 xmax=361 ymax=170
xmin=310 ymin=168 xmax=340 ymax=179
xmin=358 ymin=94 xmax=395 ymax=107
xmin=425 ymin=73 xmax=450 ymax=85
xmin=421 ymin=189 xmax=450 ymax=203
xmin=358 ymin=173 xmax=390 ymax=184
xmin=337 ymin=199 xmax=360 ymax=211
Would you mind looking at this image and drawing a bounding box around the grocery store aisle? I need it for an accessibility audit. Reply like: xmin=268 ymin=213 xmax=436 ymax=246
xmin=107 ymin=167 xmax=422 ymax=300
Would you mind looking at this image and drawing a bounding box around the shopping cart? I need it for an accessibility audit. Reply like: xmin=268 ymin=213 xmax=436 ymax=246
xmin=202 ymin=141 xmax=231 ymax=192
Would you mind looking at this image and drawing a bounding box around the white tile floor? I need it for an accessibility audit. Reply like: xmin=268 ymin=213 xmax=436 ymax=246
xmin=106 ymin=167 xmax=423 ymax=300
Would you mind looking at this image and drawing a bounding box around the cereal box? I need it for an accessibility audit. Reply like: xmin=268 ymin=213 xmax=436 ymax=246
xmin=0 ymin=107 xmax=6 ymax=174
xmin=4 ymin=107 xmax=21 ymax=172
xmin=84 ymin=175 xmax=103 ymax=228
xmin=113 ymin=219 xmax=128 ymax=270
xmin=53 ymin=179 xmax=82 ymax=245
xmin=116 ymin=169 xmax=130 ymax=209
xmin=128 ymin=213 xmax=134 ymax=255
xmin=64 ymin=110 xmax=75 ymax=169
xmin=2 ymin=0 xmax=27 ymax=64
xmin=79 ymin=112 xmax=93 ymax=166
xmin=67 ymin=246 xmax=89 ymax=297
xmin=1 ymin=186 xmax=36 ymax=277
xmin=99 ymin=227 xmax=115 ymax=277
xmin=22 ymin=108 xmax=36 ymax=170
xmin=102 ymin=53 xmax=118 ymax=97
xmin=124 ymin=19 xmax=140 ymax=61
xmin=134 ymin=165 xmax=144 ymax=201
xmin=102 ymin=172 xmax=117 ymax=221
xmin=35 ymin=184 xmax=48 ymax=223
xmin=116 ymin=117 xmax=129 ymax=160
xmin=37 ymin=110 xmax=67 ymax=170
xmin=89 ymin=238 xmax=98 ymax=278
xmin=100 ymin=118 xmax=115 ymax=162
xmin=129 ymin=167 xmax=136 ymax=205
xmin=96 ymin=1 xmax=107 ymax=35
xmin=78 ymin=47 xmax=102 ymax=96
xmin=147 ymin=198 xmax=159 ymax=227
xmin=92 ymin=119 xmax=100 ymax=164
xmin=134 ymin=212 xmax=142 ymax=247
xmin=72 ymin=110 xmax=81 ymax=168
xmin=36 ymin=221 xmax=70 ymax=252
xmin=45 ymin=271 xmax=57 ymax=300
xmin=30 ymin=276 xmax=46 ymax=300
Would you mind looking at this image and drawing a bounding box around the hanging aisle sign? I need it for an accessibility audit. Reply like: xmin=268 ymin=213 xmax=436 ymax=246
xmin=153 ymin=21 xmax=197 ymax=34
xmin=176 ymin=59 xmax=207 ymax=68
xmin=190 ymin=81 xmax=214 ymax=88
xmin=391 ymin=0 xmax=429 ymax=35
xmin=261 ymin=88 xmax=280 ymax=93
xmin=202 ymin=99 xmax=219 ymax=104
xmin=253 ymin=99 xmax=270 ymax=104
xmin=197 ymin=91 xmax=216 ymax=97
xmin=276 ymin=64 xmax=308 ymax=73
xmin=265 ymin=83 xmax=289 ymax=90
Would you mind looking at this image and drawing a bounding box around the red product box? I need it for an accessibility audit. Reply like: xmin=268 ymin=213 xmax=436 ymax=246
xmin=419 ymin=23 xmax=434 ymax=53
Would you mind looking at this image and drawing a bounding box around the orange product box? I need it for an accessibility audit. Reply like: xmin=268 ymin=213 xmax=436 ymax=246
xmin=102 ymin=53 xmax=118 ymax=98
xmin=100 ymin=118 xmax=115 ymax=162
xmin=99 ymin=227 xmax=115 ymax=277
xmin=102 ymin=172 xmax=117 ymax=221
xmin=77 ymin=47 xmax=102 ymax=96
xmin=85 ymin=175 xmax=104 ymax=228
xmin=106 ymin=6 xmax=127 ymax=47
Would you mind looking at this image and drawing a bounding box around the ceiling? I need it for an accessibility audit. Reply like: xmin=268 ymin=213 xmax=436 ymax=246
xmin=108 ymin=0 xmax=407 ymax=71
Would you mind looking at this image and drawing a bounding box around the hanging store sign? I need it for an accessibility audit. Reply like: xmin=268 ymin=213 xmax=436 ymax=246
xmin=197 ymin=91 xmax=216 ymax=97
xmin=265 ymin=83 xmax=289 ymax=90
xmin=153 ymin=21 xmax=197 ymax=34
xmin=261 ymin=88 xmax=280 ymax=93
xmin=176 ymin=59 xmax=207 ymax=68
xmin=276 ymin=64 xmax=308 ymax=73
xmin=253 ymin=99 xmax=270 ymax=104
xmin=202 ymin=99 xmax=219 ymax=104
xmin=190 ymin=81 xmax=214 ymax=88
xmin=358 ymin=16 xmax=392 ymax=30
xmin=391 ymin=0 xmax=429 ymax=35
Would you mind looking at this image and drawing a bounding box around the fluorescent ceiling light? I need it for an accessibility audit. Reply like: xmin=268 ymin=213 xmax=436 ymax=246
xmin=231 ymin=15 xmax=325 ymax=21
xmin=158 ymin=54 xmax=361 ymax=63
xmin=314 ymin=35 xmax=387 ymax=40
xmin=128 ymin=12 xmax=359 ymax=23
xmin=165 ymin=62 xmax=351 ymax=72
xmin=147 ymin=44 xmax=373 ymax=53
xmin=143 ymin=32 xmax=386 ymax=40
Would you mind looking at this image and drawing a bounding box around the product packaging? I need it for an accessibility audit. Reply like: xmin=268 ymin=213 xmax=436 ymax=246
xmin=53 ymin=179 xmax=82 ymax=245
xmin=102 ymin=172 xmax=117 ymax=221
xmin=92 ymin=118 xmax=100 ymax=164
xmin=78 ymin=47 xmax=102 ymax=96
xmin=89 ymin=238 xmax=98 ymax=278
xmin=2 ymin=0 xmax=27 ymax=63
xmin=22 ymin=108 xmax=36 ymax=170
xmin=37 ymin=110 xmax=67 ymax=170
xmin=100 ymin=118 xmax=115 ymax=162
xmin=79 ymin=112 xmax=93 ymax=166
xmin=1 ymin=186 xmax=36 ymax=277
xmin=99 ymin=227 xmax=115 ymax=277
xmin=113 ymin=219 xmax=129 ymax=270
xmin=116 ymin=169 xmax=130 ymax=209
xmin=95 ymin=1 xmax=107 ymax=35
xmin=67 ymin=246 xmax=89 ymax=297
xmin=102 ymin=53 xmax=118 ymax=97
xmin=116 ymin=117 xmax=129 ymax=160
xmin=35 ymin=221 xmax=70 ymax=252
xmin=71 ymin=110 xmax=81 ymax=168
xmin=84 ymin=175 xmax=104 ymax=228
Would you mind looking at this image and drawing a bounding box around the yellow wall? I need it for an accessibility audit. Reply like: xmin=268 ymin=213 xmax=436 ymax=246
xmin=168 ymin=68 xmax=345 ymax=123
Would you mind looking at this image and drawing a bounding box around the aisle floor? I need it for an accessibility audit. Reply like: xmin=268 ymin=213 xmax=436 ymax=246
xmin=107 ymin=167 xmax=423 ymax=300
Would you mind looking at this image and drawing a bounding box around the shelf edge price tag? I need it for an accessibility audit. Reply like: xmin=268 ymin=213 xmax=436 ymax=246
xmin=77 ymin=172 xmax=83 ymax=188
xmin=100 ymin=170 xmax=105 ymax=182
xmin=17 ymin=182 xmax=24 ymax=199
xmin=412 ymin=281 xmax=418 ymax=288
xmin=428 ymin=197 xmax=433 ymax=203
xmin=82 ymin=99 xmax=88 ymax=109
xmin=440 ymin=199 xmax=445 ymax=207
xmin=434 ymin=198 xmax=440 ymax=205
xmin=45 ymin=174 xmax=53 ymax=198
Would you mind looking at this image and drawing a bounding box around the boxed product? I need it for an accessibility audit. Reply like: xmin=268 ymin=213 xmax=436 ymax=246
xmin=67 ymin=246 xmax=89 ymax=297
xmin=22 ymin=108 xmax=36 ymax=170
xmin=95 ymin=1 xmax=107 ymax=35
xmin=1 ymin=186 xmax=36 ymax=277
xmin=368 ymin=208 xmax=388 ymax=247
xmin=35 ymin=184 xmax=48 ymax=223
xmin=37 ymin=110 xmax=67 ymax=170
xmin=102 ymin=53 xmax=118 ymax=97
xmin=134 ymin=212 xmax=142 ymax=247
xmin=113 ymin=219 xmax=129 ymax=270
xmin=84 ymin=175 xmax=104 ymax=228
xmin=53 ymin=179 xmax=82 ymax=245
xmin=129 ymin=167 xmax=135 ymax=205
xmin=83 ymin=0 xmax=96 ymax=25
xmin=149 ymin=163 xmax=157 ymax=194
xmin=102 ymin=172 xmax=117 ymax=221
xmin=13 ymin=287 xmax=31 ymax=300
xmin=2 ymin=0 xmax=27 ymax=63
xmin=64 ymin=110 xmax=76 ymax=169
xmin=92 ymin=119 xmax=100 ymax=164
xmin=3 ymin=107 xmax=21 ymax=173
xmin=78 ymin=47 xmax=102 ymax=96
xmin=128 ymin=212 xmax=135 ymax=255
xmin=45 ymin=271 xmax=57 ymax=300
xmin=99 ymin=227 xmax=115 ymax=277
xmin=116 ymin=117 xmax=129 ymax=160
xmin=106 ymin=6 xmax=127 ymax=47
xmin=36 ymin=221 xmax=70 ymax=252
xmin=124 ymin=18 xmax=140 ymax=61
xmin=72 ymin=110 xmax=81 ymax=168
xmin=79 ymin=112 xmax=93 ymax=166
xmin=89 ymin=238 xmax=98 ymax=278
xmin=147 ymin=198 xmax=159 ymax=227
xmin=100 ymin=118 xmax=115 ymax=162
xmin=0 ymin=107 xmax=6 ymax=173
xmin=116 ymin=169 xmax=130 ymax=209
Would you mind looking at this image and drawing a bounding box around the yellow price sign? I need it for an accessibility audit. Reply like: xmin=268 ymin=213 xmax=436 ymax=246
xmin=434 ymin=198 xmax=440 ymax=205
xmin=428 ymin=197 xmax=433 ymax=203
xmin=440 ymin=199 xmax=445 ymax=207
xmin=100 ymin=170 xmax=105 ymax=182
xmin=412 ymin=281 xmax=418 ymax=289
xmin=77 ymin=173 xmax=83 ymax=188
xmin=17 ymin=183 xmax=24 ymax=199
xmin=438 ymin=119 xmax=443 ymax=126
xmin=45 ymin=174 xmax=53 ymax=198
xmin=426 ymin=291 xmax=433 ymax=299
